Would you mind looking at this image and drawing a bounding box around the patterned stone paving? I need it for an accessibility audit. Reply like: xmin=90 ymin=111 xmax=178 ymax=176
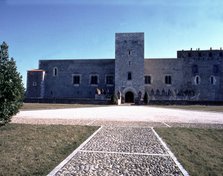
xmin=81 ymin=127 xmax=167 ymax=154
xmin=55 ymin=152 xmax=182 ymax=176
xmin=48 ymin=127 xmax=186 ymax=176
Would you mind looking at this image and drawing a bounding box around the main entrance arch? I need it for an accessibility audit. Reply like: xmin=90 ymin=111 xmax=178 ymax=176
xmin=125 ymin=91 xmax=134 ymax=103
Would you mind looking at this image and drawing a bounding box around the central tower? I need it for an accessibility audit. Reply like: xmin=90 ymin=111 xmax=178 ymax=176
xmin=115 ymin=32 xmax=145 ymax=103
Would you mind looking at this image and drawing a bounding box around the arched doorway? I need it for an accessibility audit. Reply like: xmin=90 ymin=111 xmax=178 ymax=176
xmin=125 ymin=91 xmax=134 ymax=103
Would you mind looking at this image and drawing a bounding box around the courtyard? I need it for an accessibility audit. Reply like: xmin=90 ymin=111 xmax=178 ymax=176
xmin=13 ymin=105 xmax=223 ymax=126
xmin=7 ymin=105 xmax=222 ymax=175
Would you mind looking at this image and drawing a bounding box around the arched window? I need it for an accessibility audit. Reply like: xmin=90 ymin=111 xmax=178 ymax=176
xmin=210 ymin=76 xmax=216 ymax=85
xmin=194 ymin=75 xmax=200 ymax=85
xmin=53 ymin=67 xmax=58 ymax=76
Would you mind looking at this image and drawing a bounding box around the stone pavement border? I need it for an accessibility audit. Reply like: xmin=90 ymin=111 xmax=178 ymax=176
xmin=48 ymin=126 xmax=189 ymax=176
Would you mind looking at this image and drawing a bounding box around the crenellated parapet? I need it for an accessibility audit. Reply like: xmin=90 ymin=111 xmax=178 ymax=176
xmin=177 ymin=48 xmax=223 ymax=60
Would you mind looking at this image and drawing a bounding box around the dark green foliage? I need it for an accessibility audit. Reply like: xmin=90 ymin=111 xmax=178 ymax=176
xmin=0 ymin=42 xmax=24 ymax=125
xmin=111 ymin=93 xmax=118 ymax=104
xmin=143 ymin=92 xmax=148 ymax=104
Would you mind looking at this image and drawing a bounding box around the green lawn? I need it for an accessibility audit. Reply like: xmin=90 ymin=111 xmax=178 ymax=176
xmin=149 ymin=105 xmax=223 ymax=112
xmin=0 ymin=124 xmax=98 ymax=176
xmin=156 ymin=128 xmax=223 ymax=176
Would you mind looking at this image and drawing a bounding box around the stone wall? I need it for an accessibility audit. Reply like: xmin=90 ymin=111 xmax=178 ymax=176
xmin=115 ymin=33 xmax=144 ymax=101
xmin=26 ymin=70 xmax=45 ymax=98
xmin=39 ymin=59 xmax=115 ymax=99
xmin=178 ymin=49 xmax=223 ymax=101
xmin=144 ymin=59 xmax=183 ymax=101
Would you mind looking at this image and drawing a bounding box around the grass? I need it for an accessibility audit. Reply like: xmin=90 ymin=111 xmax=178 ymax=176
xmin=21 ymin=103 xmax=105 ymax=110
xmin=149 ymin=105 xmax=223 ymax=112
xmin=156 ymin=128 xmax=223 ymax=176
xmin=0 ymin=124 xmax=98 ymax=176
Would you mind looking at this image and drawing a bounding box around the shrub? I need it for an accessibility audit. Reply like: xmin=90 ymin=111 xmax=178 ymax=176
xmin=0 ymin=42 xmax=24 ymax=125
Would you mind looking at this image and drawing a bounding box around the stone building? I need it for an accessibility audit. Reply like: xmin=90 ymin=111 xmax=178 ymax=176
xmin=26 ymin=32 xmax=223 ymax=103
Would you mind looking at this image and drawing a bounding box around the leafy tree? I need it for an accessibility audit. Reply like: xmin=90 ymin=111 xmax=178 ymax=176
xmin=0 ymin=42 xmax=24 ymax=125
xmin=143 ymin=92 xmax=148 ymax=104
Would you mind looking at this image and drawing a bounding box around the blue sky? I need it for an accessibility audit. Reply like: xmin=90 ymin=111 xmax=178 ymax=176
xmin=0 ymin=0 xmax=223 ymax=87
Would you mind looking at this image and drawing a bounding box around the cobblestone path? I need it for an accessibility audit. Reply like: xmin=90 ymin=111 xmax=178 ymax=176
xmin=48 ymin=126 xmax=188 ymax=176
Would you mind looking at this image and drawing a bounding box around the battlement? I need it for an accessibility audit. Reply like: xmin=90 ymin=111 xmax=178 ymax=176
xmin=115 ymin=32 xmax=144 ymax=42
xmin=177 ymin=47 xmax=223 ymax=59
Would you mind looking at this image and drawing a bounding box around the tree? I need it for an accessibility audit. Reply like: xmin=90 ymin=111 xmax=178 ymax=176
xmin=143 ymin=92 xmax=148 ymax=104
xmin=0 ymin=42 xmax=24 ymax=125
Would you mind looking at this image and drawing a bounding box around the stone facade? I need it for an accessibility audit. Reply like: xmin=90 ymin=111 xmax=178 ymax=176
xmin=115 ymin=33 xmax=144 ymax=103
xmin=26 ymin=32 xmax=223 ymax=103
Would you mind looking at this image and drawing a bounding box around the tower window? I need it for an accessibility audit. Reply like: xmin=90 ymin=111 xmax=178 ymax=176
xmin=106 ymin=75 xmax=114 ymax=85
xmin=165 ymin=75 xmax=172 ymax=85
xmin=192 ymin=65 xmax=198 ymax=74
xmin=53 ymin=67 xmax=58 ymax=76
xmin=128 ymin=50 xmax=131 ymax=55
xmin=188 ymin=52 xmax=191 ymax=57
xmin=210 ymin=76 xmax=216 ymax=85
xmin=90 ymin=75 xmax=98 ymax=85
xmin=213 ymin=65 xmax=219 ymax=74
xmin=32 ymin=82 xmax=37 ymax=86
xmin=209 ymin=52 xmax=213 ymax=57
xmin=72 ymin=75 xmax=80 ymax=85
xmin=220 ymin=52 xmax=223 ymax=57
xmin=194 ymin=75 xmax=201 ymax=85
xmin=127 ymin=72 xmax=132 ymax=80
xmin=145 ymin=75 xmax=151 ymax=84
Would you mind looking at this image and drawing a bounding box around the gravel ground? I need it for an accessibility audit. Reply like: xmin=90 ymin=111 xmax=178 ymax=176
xmin=52 ymin=127 xmax=183 ymax=176
xmin=14 ymin=106 xmax=223 ymax=125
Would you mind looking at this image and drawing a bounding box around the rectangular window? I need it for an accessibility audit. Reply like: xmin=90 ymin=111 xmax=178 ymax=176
xmin=72 ymin=75 xmax=80 ymax=85
xmin=90 ymin=75 xmax=98 ymax=85
xmin=127 ymin=72 xmax=132 ymax=80
xmin=192 ymin=65 xmax=198 ymax=74
xmin=145 ymin=75 xmax=151 ymax=84
xmin=165 ymin=75 xmax=172 ymax=85
xmin=106 ymin=75 xmax=114 ymax=85
xmin=213 ymin=65 xmax=219 ymax=74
